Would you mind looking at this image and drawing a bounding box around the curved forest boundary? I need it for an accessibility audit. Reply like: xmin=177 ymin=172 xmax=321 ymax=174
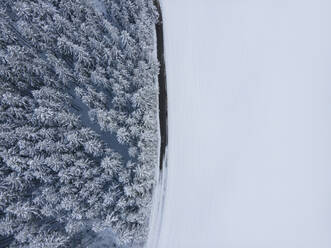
xmin=154 ymin=0 xmax=168 ymax=171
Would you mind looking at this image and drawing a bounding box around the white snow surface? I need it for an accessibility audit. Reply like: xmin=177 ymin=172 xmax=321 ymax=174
xmin=148 ymin=0 xmax=331 ymax=247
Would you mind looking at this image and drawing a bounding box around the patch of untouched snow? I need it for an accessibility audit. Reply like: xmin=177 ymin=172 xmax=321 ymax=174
xmin=88 ymin=0 xmax=107 ymax=17
xmin=155 ymin=0 xmax=331 ymax=248
xmin=87 ymin=228 xmax=119 ymax=248
xmin=88 ymin=228 xmax=141 ymax=248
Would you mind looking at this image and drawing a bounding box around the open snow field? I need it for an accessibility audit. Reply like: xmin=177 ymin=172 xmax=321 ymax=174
xmin=150 ymin=0 xmax=331 ymax=247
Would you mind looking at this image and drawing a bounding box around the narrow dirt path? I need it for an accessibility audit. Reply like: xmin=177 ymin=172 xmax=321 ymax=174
xmin=154 ymin=0 xmax=168 ymax=170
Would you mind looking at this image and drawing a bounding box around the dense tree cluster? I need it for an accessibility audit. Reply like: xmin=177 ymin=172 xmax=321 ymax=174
xmin=0 ymin=0 xmax=159 ymax=247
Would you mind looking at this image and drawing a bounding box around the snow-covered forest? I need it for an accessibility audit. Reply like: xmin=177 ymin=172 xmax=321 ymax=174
xmin=0 ymin=0 xmax=160 ymax=247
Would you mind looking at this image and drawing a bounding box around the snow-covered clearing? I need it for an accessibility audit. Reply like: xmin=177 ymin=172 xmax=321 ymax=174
xmin=149 ymin=0 xmax=331 ymax=247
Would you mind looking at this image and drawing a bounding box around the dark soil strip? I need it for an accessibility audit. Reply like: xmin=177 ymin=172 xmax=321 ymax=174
xmin=154 ymin=0 xmax=168 ymax=170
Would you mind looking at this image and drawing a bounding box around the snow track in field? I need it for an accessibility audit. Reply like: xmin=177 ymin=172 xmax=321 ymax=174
xmin=146 ymin=149 xmax=168 ymax=248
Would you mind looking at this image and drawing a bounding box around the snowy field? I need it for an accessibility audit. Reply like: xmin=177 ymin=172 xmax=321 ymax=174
xmin=149 ymin=0 xmax=331 ymax=247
